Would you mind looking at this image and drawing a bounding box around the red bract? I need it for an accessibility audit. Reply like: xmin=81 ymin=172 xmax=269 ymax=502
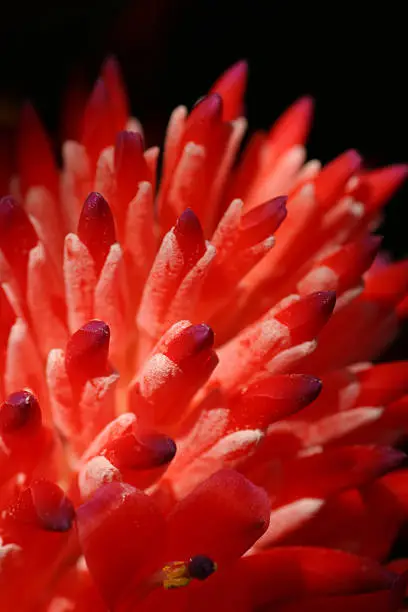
xmin=0 ymin=59 xmax=407 ymax=612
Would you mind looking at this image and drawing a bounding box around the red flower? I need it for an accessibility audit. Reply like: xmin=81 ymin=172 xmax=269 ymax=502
xmin=1 ymin=58 xmax=408 ymax=610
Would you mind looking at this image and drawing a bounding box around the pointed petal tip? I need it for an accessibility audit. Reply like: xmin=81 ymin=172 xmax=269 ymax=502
xmin=165 ymin=322 xmax=215 ymax=364
xmin=266 ymin=194 xmax=288 ymax=223
xmin=80 ymin=191 xmax=111 ymax=217
xmin=192 ymin=92 xmax=224 ymax=117
xmin=65 ymin=320 xmax=111 ymax=385
xmin=220 ymin=59 xmax=249 ymax=86
xmin=378 ymin=446 xmax=407 ymax=472
xmin=296 ymin=374 xmax=323 ymax=401
xmin=0 ymin=390 xmax=42 ymax=434
xmin=275 ymin=291 xmax=336 ymax=344
xmin=296 ymin=95 xmax=315 ymax=115
xmin=331 ymin=148 xmax=363 ymax=174
xmin=209 ymin=60 xmax=248 ymax=120
xmin=313 ymin=290 xmax=337 ymax=315
xmin=140 ymin=432 xmax=178 ymax=467
xmin=369 ymin=163 xmax=408 ymax=181
xmin=190 ymin=323 xmax=215 ymax=351
xmin=353 ymin=163 xmax=408 ymax=212
xmin=346 ymin=148 xmax=363 ymax=168
xmin=115 ymin=129 xmax=144 ymax=150
xmin=0 ymin=195 xmax=38 ymax=282
xmin=246 ymin=373 xmax=323 ymax=404
xmin=114 ymin=130 xmax=145 ymax=173
xmin=381 ymin=163 xmax=408 ymax=189
xmin=261 ymin=195 xmax=288 ymax=217
xmin=108 ymin=430 xmax=177 ymax=470
xmin=77 ymin=191 xmax=116 ymax=272
xmin=364 ymin=234 xmax=383 ymax=256
xmin=228 ymin=58 xmax=249 ymax=73
xmin=174 ymin=207 xmax=203 ymax=238
xmin=31 ymin=480 xmax=76 ymax=532
xmin=391 ymin=163 xmax=408 ymax=178
xmin=81 ymin=319 xmax=111 ymax=338
xmin=239 ymin=195 xmax=288 ymax=246
xmin=101 ymin=54 xmax=120 ymax=72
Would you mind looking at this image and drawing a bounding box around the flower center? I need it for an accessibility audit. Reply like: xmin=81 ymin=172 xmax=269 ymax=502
xmin=161 ymin=555 xmax=217 ymax=589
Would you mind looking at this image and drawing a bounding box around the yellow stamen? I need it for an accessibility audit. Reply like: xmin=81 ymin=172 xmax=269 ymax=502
xmin=162 ymin=561 xmax=191 ymax=589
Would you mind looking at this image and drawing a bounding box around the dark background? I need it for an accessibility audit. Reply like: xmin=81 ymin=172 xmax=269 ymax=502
xmin=0 ymin=0 xmax=407 ymax=257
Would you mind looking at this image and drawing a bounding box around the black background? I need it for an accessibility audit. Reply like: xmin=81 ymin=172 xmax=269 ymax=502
xmin=0 ymin=0 xmax=407 ymax=256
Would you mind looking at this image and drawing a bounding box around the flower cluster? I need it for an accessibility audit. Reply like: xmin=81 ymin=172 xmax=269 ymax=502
xmin=1 ymin=59 xmax=408 ymax=611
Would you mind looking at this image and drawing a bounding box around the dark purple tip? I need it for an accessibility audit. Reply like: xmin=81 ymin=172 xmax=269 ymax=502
xmin=314 ymin=290 xmax=337 ymax=317
xmin=191 ymin=93 xmax=223 ymax=119
xmin=190 ymin=323 xmax=215 ymax=352
xmin=65 ymin=320 xmax=111 ymax=387
xmin=174 ymin=208 xmax=206 ymax=267
xmin=31 ymin=480 xmax=75 ymax=532
xmin=106 ymin=430 xmax=177 ymax=471
xmin=165 ymin=323 xmax=215 ymax=365
xmin=39 ymin=496 xmax=75 ymax=532
xmin=114 ymin=130 xmax=144 ymax=171
xmin=187 ymin=555 xmax=217 ymax=580
xmin=239 ymin=195 xmax=288 ymax=246
xmin=140 ymin=433 xmax=177 ymax=467
xmin=275 ymin=290 xmax=337 ymax=345
xmin=0 ymin=390 xmax=42 ymax=434
xmin=114 ymin=131 xmax=150 ymax=203
xmin=363 ymin=234 xmax=383 ymax=259
xmin=174 ymin=208 xmax=203 ymax=239
xmin=0 ymin=195 xmax=37 ymax=289
xmin=296 ymin=375 xmax=323 ymax=403
xmin=78 ymin=192 xmax=116 ymax=274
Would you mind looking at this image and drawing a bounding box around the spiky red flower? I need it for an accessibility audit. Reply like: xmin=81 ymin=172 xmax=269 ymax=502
xmin=1 ymin=58 xmax=408 ymax=611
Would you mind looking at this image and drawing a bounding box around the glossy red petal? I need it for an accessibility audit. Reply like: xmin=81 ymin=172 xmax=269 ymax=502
xmin=352 ymin=164 xmax=408 ymax=212
xmin=6 ymin=480 xmax=74 ymax=532
xmin=173 ymin=208 xmax=207 ymax=269
xmin=77 ymin=481 xmax=166 ymax=607
xmin=104 ymin=430 xmax=177 ymax=470
xmin=275 ymin=291 xmax=336 ymax=345
xmin=363 ymin=260 xmax=408 ymax=307
xmin=77 ymin=192 xmax=116 ymax=274
xmin=18 ymin=102 xmax=59 ymax=199
xmin=130 ymin=322 xmax=218 ymax=430
xmin=164 ymin=322 xmax=214 ymax=364
xmin=182 ymin=94 xmax=223 ymax=148
xmin=65 ymin=320 xmax=111 ymax=388
xmin=265 ymin=445 xmax=405 ymax=505
xmin=101 ymin=56 xmax=129 ymax=132
xmin=114 ymin=131 xmax=150 ymax=211
xmin=238 ymin=196 xmax=287 ymax=247
xmin=240 ymin=547 xmax=398 ymax=605
xmin=315 ymin=150 xmax=362 ymax=209
xmin=268 ymin=96 xmax=314 ymax=156
xmin=164 ymin=469 xmax=270 ymax=566
xmin=0 ymin=195 xmax=38 ymax=290
xmin=209 ymin=60 xmax=248 ymax=121
xmin=0 ymin=389 xmax=41 ymax=434
xmin=229 ymin=374 xmax=322 ymax=430
xmin=81 ymin=79 xmax=116 ymax=170
xmin=301 ymin=235 xmax=382 ymax=295
xmin=354 ymin=361 xmax=408 ymax=407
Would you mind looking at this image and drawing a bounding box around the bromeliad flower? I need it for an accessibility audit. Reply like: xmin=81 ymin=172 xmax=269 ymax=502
xmin=1 ymin=59 xmax=408 ymax=611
